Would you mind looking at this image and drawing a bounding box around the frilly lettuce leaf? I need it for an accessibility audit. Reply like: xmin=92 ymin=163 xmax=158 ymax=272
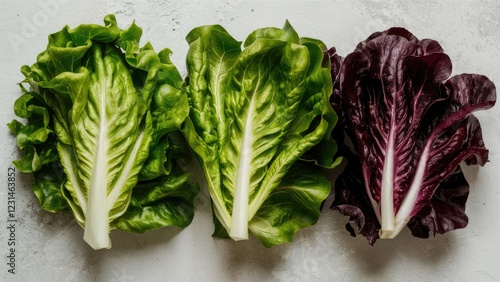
xmin=183 ymin=21 xmax=341 ymax=247
xmin=9 ymin=15 xmax=198 ymax=250
xmin=330 ymin=27 xmax=496 ymax=244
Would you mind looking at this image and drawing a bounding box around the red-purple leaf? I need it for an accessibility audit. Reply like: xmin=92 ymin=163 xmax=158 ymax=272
xmin=330 ymin=27 xmax=496 ymax=243
xmin=407 ymin=166 xmax=469 ymax=238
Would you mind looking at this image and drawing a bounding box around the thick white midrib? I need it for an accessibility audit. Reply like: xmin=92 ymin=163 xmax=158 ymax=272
xmin=60 ymin=146 xmax=87 ymax=215
xmin=392 ymin=149 xmax=429 ymax=235
xmin=380 ymin=69 xmax=397 ymax=236
xmin=83 ymin=81 xmax=111 ymax=250
xmin=380 ymin=127 xmax=395 ymax=235
xmin=379 ymin=79 xmax=431 ymax=239
xmin=229 ymin=98 xmax=254 ymax=241
xmin=106 ymin=126 xmax=145 ymax=217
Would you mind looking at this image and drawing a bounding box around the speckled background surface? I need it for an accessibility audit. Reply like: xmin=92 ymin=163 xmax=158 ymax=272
xmin=1 ymin=0 xmax=499 ymax=281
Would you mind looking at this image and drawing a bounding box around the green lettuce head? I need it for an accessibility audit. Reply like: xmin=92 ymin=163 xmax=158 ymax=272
xmin=9 ymin=15 xmax=199 ymax=250
xmin=183 ymin=21 xmax=342 ymax=247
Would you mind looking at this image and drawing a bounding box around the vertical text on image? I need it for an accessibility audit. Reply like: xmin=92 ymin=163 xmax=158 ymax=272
xmin=6 ymin=167 xmax=17 ymax=275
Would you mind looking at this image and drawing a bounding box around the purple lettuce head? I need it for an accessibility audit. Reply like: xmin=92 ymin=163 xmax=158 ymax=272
xmin=330 ymin=28 xmax=496 ymax=244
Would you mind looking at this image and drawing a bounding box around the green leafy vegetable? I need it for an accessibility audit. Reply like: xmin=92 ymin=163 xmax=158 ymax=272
xmin=9 ymin=15 xmax=198 ymax=250
xmin=183 ymin=22 xmax=341 ymax=247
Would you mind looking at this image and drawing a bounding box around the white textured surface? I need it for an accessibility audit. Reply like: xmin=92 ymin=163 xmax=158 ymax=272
xmin=1 ymin=0 xmax=499 ymax=281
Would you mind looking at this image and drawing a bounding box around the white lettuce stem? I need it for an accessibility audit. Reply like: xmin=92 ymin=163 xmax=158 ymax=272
xmin=380 ymin=129 xmax=395 ymax=234
xmin=83 ymin=204 xmax=111 ymax=249
xmin=378 ymin=76 xmax=436 ymax=239
xmin=379 ymin=146 xmax=430 ymax=239
xmin=229 ymin=99 xmax=255 ymax=241
xmin=83 ymin=159 xmax=111 ymax=249
xmin=380 ymin=95 xmax=397 ymax=235
xmin=83 ymin=61 xmax=112 ymax=250
xmin=82 ymin=128 xmax=112 ymax=249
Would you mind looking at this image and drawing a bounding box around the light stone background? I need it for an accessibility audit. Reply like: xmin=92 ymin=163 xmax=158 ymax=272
xmin=1 ymin=0 xmax=499 ymax=281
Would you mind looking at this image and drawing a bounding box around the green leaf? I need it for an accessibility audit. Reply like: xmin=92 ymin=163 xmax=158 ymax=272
xmin=249 ymin=162 xmax=331 ymax=247
xmin=12 ymin=144 xmax=58 ymax=173
xmin=243 ymin=20 xmax=300 ymax=47
xmin=10 ymin=15 xmax=196 ymax=250
xmin=9 ymin=93 xmax=52 ymax=149
xmin=183 ymin=24 xmax=242 ymax=231
xmin=32 ymin=163 xmax=68 ymax=212
xmin=55 ymin=43 xmax=155 ymax=249
xmin=115 ymin=200 xmax=196 ymax=232
xmin=184 ymin=21 xmax=340 ymax=246
xmin=115 ymin=170 xmax=199 ymax=232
